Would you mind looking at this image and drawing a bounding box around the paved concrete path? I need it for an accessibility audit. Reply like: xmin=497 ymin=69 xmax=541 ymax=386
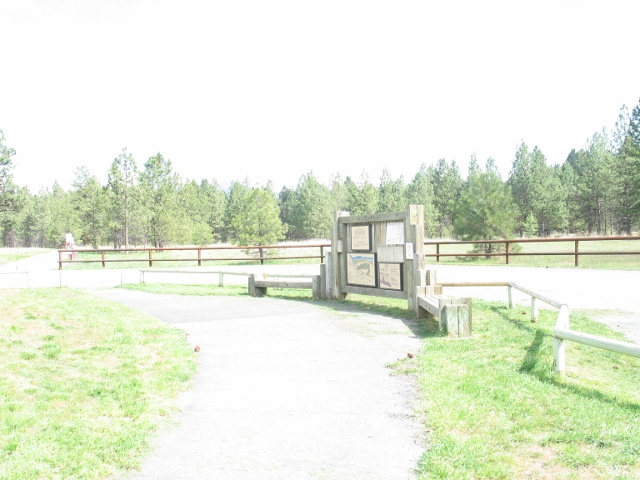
xmin=88 ymin=288 xmax=424 ymax=480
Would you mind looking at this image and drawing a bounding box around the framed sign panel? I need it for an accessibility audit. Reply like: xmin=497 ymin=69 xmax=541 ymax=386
xmin=378 ymin=263 xmax=403 ymax=291
xmin=350 ymin=224 xmax=371 ymax=251
xmin=346 ymin=253 xmax=377 ymax=287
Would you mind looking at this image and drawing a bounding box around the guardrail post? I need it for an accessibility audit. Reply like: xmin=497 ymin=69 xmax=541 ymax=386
xmin=531 ymin=297 xmax=538 ymax=322
xmin=574 ymin=240 xmax=579 ymax=267
xmin=248 ymin=273 xmax=267 ymax=297
xmin=508 ymin=285 xmax=514 ymax=308
xmin=312 ymin=276 xmax=320 ymax=300
xmin=219 ymin=272 xmax=224 ymax=287
xmin=320 ymin=264 xmax=327 ymax=299
xmin=101 ymin=250 xmax=106 ymax=268
xmin=554 ymin=305 xmax=570 ymax=372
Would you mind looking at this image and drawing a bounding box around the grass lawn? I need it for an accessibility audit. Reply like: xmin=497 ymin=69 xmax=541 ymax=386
xmin=400 ymin=303 xmax=640 ymax=480
xmin=0 ymin=288 xmax=196 ymax=480
xmin=123 ymin=283 xmax=640 ymax=479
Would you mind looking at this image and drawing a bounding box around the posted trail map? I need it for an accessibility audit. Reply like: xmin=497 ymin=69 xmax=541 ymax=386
xmin=346 ymin=253 xmax=376 ymax=287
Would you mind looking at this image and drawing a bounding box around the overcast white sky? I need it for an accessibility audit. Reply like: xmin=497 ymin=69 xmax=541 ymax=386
xmin=1 ymin=0 xmax=638 ymax=193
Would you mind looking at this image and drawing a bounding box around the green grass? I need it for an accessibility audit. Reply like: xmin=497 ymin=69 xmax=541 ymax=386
xmin=425 ymin=239 xmax=640 ymax=270
xmin=395 ymin=302 xmax=640 ymax=479
xmin=0 ymin=288 xmax=197 ymax=480
xmin=0 ymin=248 xmax=51 ymax=267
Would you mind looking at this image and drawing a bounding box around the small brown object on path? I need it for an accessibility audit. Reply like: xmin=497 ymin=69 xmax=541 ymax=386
xmin=407 ymin=352 xmax=414 ymax=358
xmin=194 ymin=345 xmax=200 ymax=352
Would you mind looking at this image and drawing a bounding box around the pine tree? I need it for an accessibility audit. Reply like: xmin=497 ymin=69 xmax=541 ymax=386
xmin=344 ymin=171 xmax=378 ymax=215
xmin=508 ymin=142 xmax=567 ymax=236
xmin=139 ymin=153 xmax=182 ymax=247
xmin=0 ymin=129 xmax=17 ymax=216
xmin=232 ymin=187 xmax=286 ymax=247
xmin=200 ymin=179 xmax=227 ymax=242
xmin=567 ymin=132 xmax=616 ymax=234
xmin=377 ymin=168 xmax=407 ymax=213
xmin=453 ymin=158 xmax=518 ymax=254
xmin=406 ymin=164 xmax=438 ymax=237
xmin=624 ymin=98 xmax=640 ymax=226
xmin=429 ymin=159 xmax=462 ymax=237
xmin=289 ymin=171 xmax=333 ymax=240
xmin=224 ymin=179 xmax=251 ymax=243
xmin=107 ymin=149 xmax=139 ymax=249
xmin=71 ymin=166 xmax=107 ymax=248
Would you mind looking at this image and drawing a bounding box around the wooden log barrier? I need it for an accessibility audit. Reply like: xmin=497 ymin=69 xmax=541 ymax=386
xmin=248 ymin=274 xmax=322 ymax=300
xmin=418 ymin=294 xmax=473 ymax=338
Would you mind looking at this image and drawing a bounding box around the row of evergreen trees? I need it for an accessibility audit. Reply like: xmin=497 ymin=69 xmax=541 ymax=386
xmin=1 ymin=101 xmax=639 ymax=249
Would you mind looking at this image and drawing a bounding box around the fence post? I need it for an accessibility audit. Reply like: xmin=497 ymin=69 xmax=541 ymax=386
xmin=531 ymin=297 xmax=538 ymax=322
xmin=58 ymin=251 xmax=63 ymax=270
xmin=149 ymin=250 xmax=153 ymax=267
xmin=101 ymin=250 xmax=106 ymax=268
xmin=198 ymin=248 xmax=202 ymax=267
xmin=259 ymin=247 xmax=264 ymax=265
xmin=505 ymin=241 xmax=510 ymax=265
xmin=436 ymin=243 xmax=440 ymax=262
xmin=218 ymin=272 xmax=224 ymax=287
xmin=574 ymin=240 xmax=579 ymax=267
xmin=508 ymin=285 xmax=514 ymax=308
xmin=320 ymin=245 xmax=324 ymax=263
xmin=554 ymin=305 xmax=570 ymax=372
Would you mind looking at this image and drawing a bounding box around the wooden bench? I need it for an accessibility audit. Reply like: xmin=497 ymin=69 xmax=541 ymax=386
xmin=248 ymin=273 xmax=322 ymax=300
xmin=418 ymin=294 xmax=472 ymax=337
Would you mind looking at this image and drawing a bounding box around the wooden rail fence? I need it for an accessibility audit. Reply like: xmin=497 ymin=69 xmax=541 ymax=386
xmin=57 ymin=244 xmax=328 ymax=270
xmin=424 ymin=235 xmax=640 ymax=266
xmin=59 ymin=236 xmax=640 ymax=269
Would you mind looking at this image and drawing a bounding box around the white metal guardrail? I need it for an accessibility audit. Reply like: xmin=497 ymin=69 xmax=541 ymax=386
xmin=439 ymin=280 xmax=640 ymax=372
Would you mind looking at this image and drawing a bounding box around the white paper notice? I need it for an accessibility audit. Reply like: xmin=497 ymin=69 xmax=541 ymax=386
xmin=385 ymin=221 xmax=404 ymax=245
xmin=405 ymin=242 xmax=414 ymax=260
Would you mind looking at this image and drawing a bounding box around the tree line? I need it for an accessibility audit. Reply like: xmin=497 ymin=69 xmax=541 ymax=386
xmin=1 ymin=100 xmax=639 ymax=249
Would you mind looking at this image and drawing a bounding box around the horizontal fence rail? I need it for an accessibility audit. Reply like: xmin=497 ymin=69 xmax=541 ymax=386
xmin=439 ymin=280 xmax=640 ymax=371
xmin=58 ymin=236 xmax=640 ymax=269
xmin=424 ymin=236 xmax=640 ymax=266
xmin=57 ymin=244 xmax=329 ymax=270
